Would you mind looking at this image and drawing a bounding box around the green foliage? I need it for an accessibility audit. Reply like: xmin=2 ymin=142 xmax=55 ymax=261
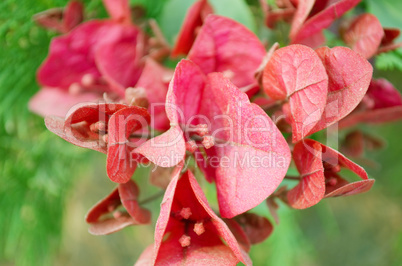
xmin=375 ymin=49 xmax=402 ymax=72
xmin=365 ymin=0 xmax=402 ymax=41
xmin=0 ymin=1 xmax=102 ymax=265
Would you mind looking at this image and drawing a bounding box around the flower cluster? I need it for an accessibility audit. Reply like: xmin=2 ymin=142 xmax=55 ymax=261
xmin=32 ymin=0 xmax=402 ymax=264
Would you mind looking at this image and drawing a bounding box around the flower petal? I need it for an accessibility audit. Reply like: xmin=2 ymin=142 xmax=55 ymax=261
xmin=287 ymin=139 xmax=326 ymax=209
xmin=201 ymin=73 xmax=291 ymax=218
xmin=263 ymin=44 xmax=328 ymax=142
xmin=171 ymin=0 xmax=213 ymax=57
xmin=309 ymin=46 xmax=372 ymax=134
xmin=343 ymin=13 xmax=384 ymax=59
xmin=188 ymin=15 xmax=265 ymax=88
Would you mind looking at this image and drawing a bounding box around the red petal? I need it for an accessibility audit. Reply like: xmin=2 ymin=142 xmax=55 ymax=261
xmin=102 ymin=0 xmax=131 ymax=24
xmin=341 ymin=130 xmax=365 ymax=157
xmin=29 ymin=87 xmax=98 ymax=118
xmin=171 ymin=0 xmax=213 ymax=57
xmin=152 ymin=168 xmax=251 ymax=265
xmin=309 ymin=46 xmax=372 ymax=134
xmin=107 ymin=107 xmax=150 ymax=183
xmin=63 ymin=0 xmax=84 ymax=32
xmin=88 ymin=214 xmax=138 ymax=235
xmin=377 ymin=42 xmax=402 ymax=54
xmin=118 ymin=181 xmax=151 ymax=224
xmin=235 ymin=213 xmax=273 ymax=245
xmin=339 ymin=105 xmax=402 ymax=128
xmin=291 ymin=0 xmax=360 ymax=44
xmin=65 ymin=102 xmax=127 ymax=125
xmin=201 ymin=73 xmax=291 ymax=218
xmin=321 ymin=142 xmax=368 ymax=180
xmin=366 ymin=78 xmax=402 ymax=109
xmin=381 ymin=28 xmax=400 ymax=46
xmin=343 ymin=13 xmax=384 ymax=59
xmin=85 ymin=180 xmax=150 ymax=235
xmin=325 ymin=179 xmax=375 ymax=197
xmin=262 ymin=44 xmax=328 ymax=142
xmin=188 ymin=15 xmax=265 ymax=88
xmin=289 ymin=0 xmax=315 ymax=40
xmin=287 ymin=139 xmax=326 ymax=209
xmin=85 ymin=187 xmax=121 ymax=223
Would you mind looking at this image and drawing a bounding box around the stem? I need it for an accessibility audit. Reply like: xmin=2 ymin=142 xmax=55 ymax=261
xmin=138 ymin=190 xmax=165 ymax=205
xmin=149 ymin=19 xmax=170 ymax=48
xmin=129 ymin=133 xmax=154 ymax=139
xmin=284 ymin=175 xmax=300 ymax=180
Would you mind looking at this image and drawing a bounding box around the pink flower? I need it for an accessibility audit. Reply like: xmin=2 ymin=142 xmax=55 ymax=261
xmin=135 ymin=60 xmax=291 ymax=218
xmin=30 ymin=0 xmax=146 ymax=117
xmin=339 ymin=78 xmax=402 ymax=128
xmin=85 ymin=179 xmax=151 ymax=235
xmin=45 ymin=103 xmax=150 ymax=183
xmin=287 ymin=139 xmax=375 ymax=209
xmin=135 ymin=167 xmax=251 ymax=266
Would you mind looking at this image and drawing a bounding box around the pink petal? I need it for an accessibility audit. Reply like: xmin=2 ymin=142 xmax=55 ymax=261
xmin=29 ymin=87 xmax=98 ymax=117
xmin=343 ymin=13 xmax=384 ymax=59
xmin=165 ymin=60 xmax=207 ymax=124
xmin=262 ymin=44 xmax=328 ymax=142
xmin=134 ymin=126 xmax=186 ymax=167
xmin=291 ymin=0 xmax=361 ymax=44
xmin=134 ymin=60 xmax=205 ymax=167
xmin=171 ymin=0 xmax=213 ymax=57
xmin=135 ymin=58 xmax=171 ymax=131
xmin=63 ymin=0 xmax=84 ymax=32
xmin=309 ymin=46 xmax=372 ymax=134
xmin=188 ymin=15 xmax=265 ymax=88
xmin=287 ymin=139 xmax=326 ymax=209
xmin=201 ymin=73 xmax=291 ymax=218
xmin=102 ymin=0 xmax=131 ymax=24
xmin=95 ymin=24 xmax=145 ymax=95
xmin=107 ymin=107 xmax=150 ymax=183
xmin=37 ymin=21 xmax=114 ymax=89
xmin=45 ymin=115 xmax=107 ymax=153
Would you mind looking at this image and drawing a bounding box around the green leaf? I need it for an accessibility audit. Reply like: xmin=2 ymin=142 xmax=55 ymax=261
xmin=375 ymin=49 xmax=402 ymax=72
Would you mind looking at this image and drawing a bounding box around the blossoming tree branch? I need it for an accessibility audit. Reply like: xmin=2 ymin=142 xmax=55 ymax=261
xmin=29 ymin=0 xmax=402 ymax=264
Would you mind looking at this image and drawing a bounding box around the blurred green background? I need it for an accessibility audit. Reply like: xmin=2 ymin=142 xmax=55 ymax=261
xmin=1 ymin=0 xmax=401 ymax=265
